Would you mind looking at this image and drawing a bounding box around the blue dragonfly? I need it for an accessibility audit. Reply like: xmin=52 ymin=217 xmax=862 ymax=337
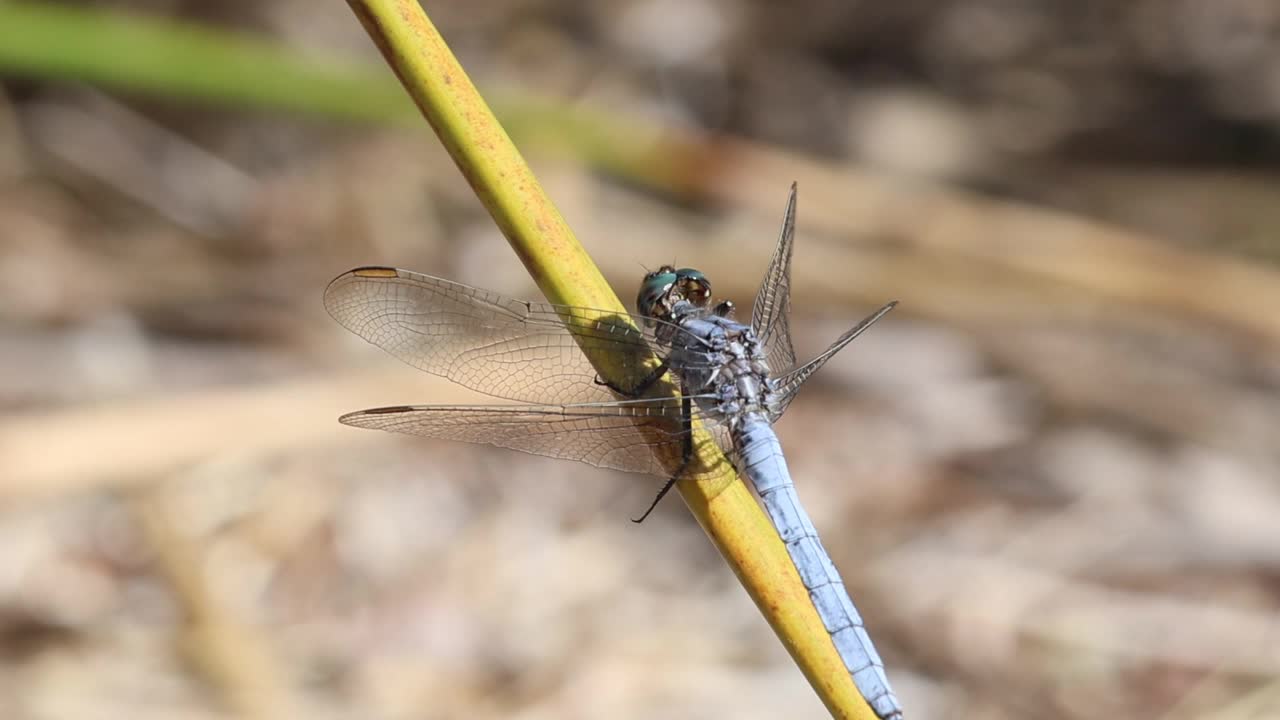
xmin=324 ymin=185 xmax=902 ymax=719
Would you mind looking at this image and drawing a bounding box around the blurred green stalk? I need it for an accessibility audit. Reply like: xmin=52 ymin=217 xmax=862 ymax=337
xmin=0 ymin=1 xmax=416 ymax=124
xmin=0 ymin=1 xmax=706 ymax=191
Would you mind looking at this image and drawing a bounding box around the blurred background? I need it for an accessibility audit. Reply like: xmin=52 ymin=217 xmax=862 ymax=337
xmin=2 ymin=1 xmax=1279 ymax=718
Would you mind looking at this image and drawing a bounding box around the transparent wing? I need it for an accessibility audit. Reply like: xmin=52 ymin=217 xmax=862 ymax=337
xmin=751 ymin=182 xmax=799 ymax=373
xmin=324 ymin=267 xmax=716 ymax=405
xmin=770 ymin=301 xmax=897 ymax=420
xmin=340 ymin=397 xmax=733 ymax=480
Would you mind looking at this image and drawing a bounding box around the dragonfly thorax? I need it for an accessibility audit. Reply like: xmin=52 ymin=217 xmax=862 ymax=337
xmin=633 ymin=262 xmax=779 ymax=424
xmin=709 ymin=323 xmax=777 ymax=424
xmin=661 ymin=309 xmax=779 ymax=428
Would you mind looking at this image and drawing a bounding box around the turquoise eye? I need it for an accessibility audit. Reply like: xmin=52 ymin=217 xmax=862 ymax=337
xmin=636 ymin=269 xmax=677 ymax=317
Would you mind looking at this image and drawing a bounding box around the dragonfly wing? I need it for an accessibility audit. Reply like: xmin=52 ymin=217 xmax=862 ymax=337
xmin=769 ymin=301 xmax=896 ymax=421
xmin=325 ymin=267 xmax=709 ymax=405
xmin=340 ymin=397 xmax=732 ymax=480
xmin=751 ymin=183 xmax=799 ymax=374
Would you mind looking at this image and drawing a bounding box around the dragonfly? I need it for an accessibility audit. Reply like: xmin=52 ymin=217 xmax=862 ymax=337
xmin=324 ymin=184 xmax=903 ymax=720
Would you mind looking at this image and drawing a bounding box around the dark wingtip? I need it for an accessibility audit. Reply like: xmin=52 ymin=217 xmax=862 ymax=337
xmin=358 ymin=405 xmax=417 ymax=415
xmin=326 ymin=266 xmax=399 ymax=288
xmin=348 ymin=266 xmax=400 ymax=278
xmin=338 ymin=406 xmax=417 ymax=426
xmin=324 ymin=267 xmax=403 ymax=313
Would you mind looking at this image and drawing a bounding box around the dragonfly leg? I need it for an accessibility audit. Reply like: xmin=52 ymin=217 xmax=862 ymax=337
xmin=631 ymin=465 xmax=685 ymax=523
xmin=631 ymin=389 xmax=694 ymax=523
xmin=595 ymin=359 xmax=670 ymax=398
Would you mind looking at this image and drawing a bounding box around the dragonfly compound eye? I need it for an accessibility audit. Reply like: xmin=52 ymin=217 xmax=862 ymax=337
xmin=636 ymin=267 xmax=678 ymax=318
xmin=673 ymin=268 xmax=711 ymax=307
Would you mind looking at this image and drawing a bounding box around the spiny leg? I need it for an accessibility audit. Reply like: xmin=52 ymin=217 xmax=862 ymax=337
xmin=632 ymin=389 xmax=694 ymax=523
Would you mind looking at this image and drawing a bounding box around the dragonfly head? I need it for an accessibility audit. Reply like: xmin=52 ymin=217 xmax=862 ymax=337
xmin=637 ymin=266 xmax=712 ymax=323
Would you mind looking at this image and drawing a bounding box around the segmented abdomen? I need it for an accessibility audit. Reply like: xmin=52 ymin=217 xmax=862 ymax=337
xmin=736 ymin=416 xmax=903 ymax=720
